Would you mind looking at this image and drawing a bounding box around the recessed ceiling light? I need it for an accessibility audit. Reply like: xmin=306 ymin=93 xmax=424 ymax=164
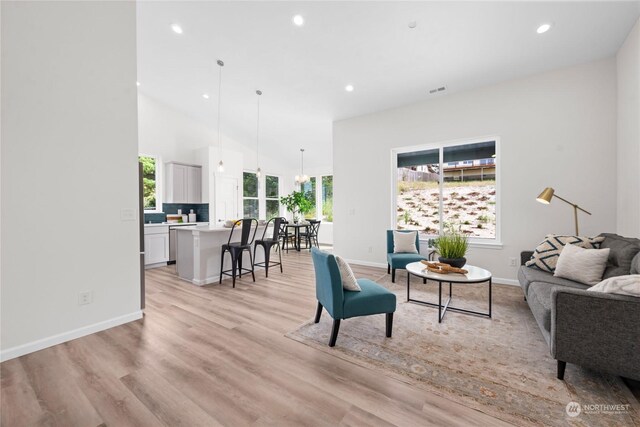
xmin=171 ymin=24 xmax=183 ymax=34
xmin=292 ymin=15 xmax=304 ymax=26
xmin=408 ymin=21 xmax=417 ymax=29
xmin=202 ymin=94 xmax=209 ymax=99
xmin=136 ymin=81 xmax=140 ymax=87
xmin=345 ymin=84 xmax=354 ymax=92
xmin=536 ymin=23 xmax=552 ymax=34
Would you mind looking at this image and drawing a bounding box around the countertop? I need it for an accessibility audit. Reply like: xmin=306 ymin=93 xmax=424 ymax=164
xmin=175 ymin=224 xmax=270 ymax=233
xmin=144 ymin=222 xmax=209 ymax=228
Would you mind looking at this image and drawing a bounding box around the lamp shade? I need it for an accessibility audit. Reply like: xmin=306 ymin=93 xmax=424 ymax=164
xmin=536 ymin=187 xmax=555 ymax=204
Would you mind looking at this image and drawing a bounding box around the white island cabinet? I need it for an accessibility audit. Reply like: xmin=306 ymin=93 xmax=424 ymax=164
xmin=144 ymin=225 xmax=169 ymax=267
xmin=176 ymin=224 xmax=270 ymax=285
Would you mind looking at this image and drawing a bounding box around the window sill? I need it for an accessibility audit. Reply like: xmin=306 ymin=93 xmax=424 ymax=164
xmin=468 ymin=241 xmax=503 ymax=250
xmin=419 ymin=238 xmax=503 ymax=250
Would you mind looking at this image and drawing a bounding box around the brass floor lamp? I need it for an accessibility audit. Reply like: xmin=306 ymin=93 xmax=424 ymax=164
xmin=536 ymin=187 xmax=592 ymax=235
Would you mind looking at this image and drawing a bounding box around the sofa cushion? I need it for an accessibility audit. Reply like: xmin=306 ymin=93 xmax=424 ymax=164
xmin=598 ymin=233 xmax=640 ymax=279
xmin=518 ymin=266 xmax=589 ymax=295
xmin=632 ymin=253 xmax=640 ymax=275
xmin=525 ymin=234 xmax=605 ymax=273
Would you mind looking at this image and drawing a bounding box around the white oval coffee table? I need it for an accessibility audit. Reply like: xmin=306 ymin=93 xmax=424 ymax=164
xmin=405 ymin=261 xmax=492 ymax=323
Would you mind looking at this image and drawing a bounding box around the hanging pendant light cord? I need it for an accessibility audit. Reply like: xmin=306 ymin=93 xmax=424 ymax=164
xmin=217 ymin=60 xmax=224 ymax=159
xmin=256 ymin=91 xmax=261 ymax=169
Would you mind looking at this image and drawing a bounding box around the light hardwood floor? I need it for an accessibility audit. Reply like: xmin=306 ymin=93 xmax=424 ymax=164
xmin=1 ymin=249 xmax=516 ymax=427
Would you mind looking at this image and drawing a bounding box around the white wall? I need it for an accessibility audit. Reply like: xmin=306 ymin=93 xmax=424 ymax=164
xmin=1 ymin=2 xmax=141 ymax=360
xmin=616 ymin=18 xmax=640 ymax=238
xmin=139 ymin=93 xmax=287 ymax=175
xmin=334 ymin=59 xmax=618 ymax=282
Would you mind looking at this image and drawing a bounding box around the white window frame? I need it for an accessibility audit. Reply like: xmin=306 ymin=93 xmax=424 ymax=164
xmin=319 ymin=175 xmax=333 ymax=224
xmin=242 ymin=171 xmax=260 ymax=219
xmin=264 ymin=174 xmax=281 ymax=220
xmin=296 ymin=174 xmax=333 ymax=223
xmin=390 ymin=136 xmax=501 ymax=248
xmin=139 ymin=153 xmax=163 ymax=213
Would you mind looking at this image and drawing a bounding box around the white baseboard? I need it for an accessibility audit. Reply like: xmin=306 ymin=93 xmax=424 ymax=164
xmin=492 ymin=277 xmax=520 ymax=286
xmin=345 ymin=258 xmax=388 ymax=269
xmin=0 ymin=310 xmax=143 ymax=362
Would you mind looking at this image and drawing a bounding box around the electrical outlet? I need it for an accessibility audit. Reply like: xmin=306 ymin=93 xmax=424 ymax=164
xmin=78 ymin=291 xmax=93 ymax=305
xmin=509 ymin=257 xmax=517 ymax=267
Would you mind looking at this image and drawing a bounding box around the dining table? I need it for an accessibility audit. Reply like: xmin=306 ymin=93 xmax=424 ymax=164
xmin=286 ymin=223 xmax=310 ymax=251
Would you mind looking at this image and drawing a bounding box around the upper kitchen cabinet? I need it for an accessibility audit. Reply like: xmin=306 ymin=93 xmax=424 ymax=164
xmin=165 ymin=162 xmax=202 ymax=203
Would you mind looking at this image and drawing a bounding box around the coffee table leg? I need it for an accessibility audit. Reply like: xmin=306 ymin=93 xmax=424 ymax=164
xmin=438 ymin=281 xmax=442 ymax=323
xmin=489 ymin=277 xmax=492 ymax=318
xmin=406 ymin=271 xmax=410 ymax=302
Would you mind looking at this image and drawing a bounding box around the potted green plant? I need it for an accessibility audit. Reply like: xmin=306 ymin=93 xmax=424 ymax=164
xmin=280 ymin=191 xmax=312 ymax=223
xmin=433 ymin=227 xmax=469 ymax=268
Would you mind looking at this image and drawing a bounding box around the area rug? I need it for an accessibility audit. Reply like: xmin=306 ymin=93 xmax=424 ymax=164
xmin=287 ymin=272 xmax=640 ymax=427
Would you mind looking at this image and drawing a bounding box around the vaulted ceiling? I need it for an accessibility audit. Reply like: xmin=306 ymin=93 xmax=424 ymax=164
xmin=137 ymin=1 xmax=640 ymax=169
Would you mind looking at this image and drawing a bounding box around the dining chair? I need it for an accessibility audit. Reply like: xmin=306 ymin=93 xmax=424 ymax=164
xmin=219 ymin=218 xmax=258 ymax=287
xmin=386 ymin=230 xmax=425 ymax=283
xmin=311 ymin=248 xmax=396 ymax=347
xmin=253 ymin=217 xmax=283 ymax=277
xmin=300 ymin=220 xmax=321 ymax=250
xmin=279 ymin=219 xmax=295 ymax=253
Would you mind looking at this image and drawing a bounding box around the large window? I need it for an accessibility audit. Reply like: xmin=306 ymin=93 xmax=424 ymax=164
xmin=298 ymin=175 xmax=333 ymax=222
xmin=322 ymin=176 xmax=333 ymax=222
xmin=265 ymin=175 xmax=280 ymax=219
xmin=301 ymin=177 xmax=317 ymax=219
xmin=396 ymin=140 xmax=497 ymax=240
xmin=243 ymin=172 xmax=259 ymax=218
xmin=139 ymin=155 xmax=158 ymax=211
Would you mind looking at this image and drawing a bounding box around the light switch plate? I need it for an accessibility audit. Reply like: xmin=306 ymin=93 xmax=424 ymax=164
xmin=121 ymin=208 xmax=136 ymax=221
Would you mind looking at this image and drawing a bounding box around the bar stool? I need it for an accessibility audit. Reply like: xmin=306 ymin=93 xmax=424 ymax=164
xmin=219 ymin=218 xmax=258 ymax=287
xmin=253 ymin=217 xmax=284 ymax=277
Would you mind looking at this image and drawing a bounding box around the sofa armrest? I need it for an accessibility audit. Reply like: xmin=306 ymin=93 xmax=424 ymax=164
xmin=551 ymin=287 xmax=640 ymax=380
xmin=520 ymin=251 xmax=533 ymax=266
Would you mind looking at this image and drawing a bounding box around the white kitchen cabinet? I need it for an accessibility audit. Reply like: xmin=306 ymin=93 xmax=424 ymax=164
xmin=165 ymin=162 xmax=202 ymax=203
xmin=187 ymin=166 xmax=202 ymax=203
xmin=144 ymin=225 xmax=169 ymax=266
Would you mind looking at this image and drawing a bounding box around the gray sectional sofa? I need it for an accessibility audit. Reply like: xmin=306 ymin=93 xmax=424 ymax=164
xmin=518 ymin=233 xmax=640 ymax=380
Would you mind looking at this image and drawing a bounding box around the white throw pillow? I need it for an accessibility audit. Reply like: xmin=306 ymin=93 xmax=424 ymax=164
xmin=394 ymin=231 xmax=418 ymax=253
xmin=554 ymin=244 xmax=610 ymax=285
xmin=588 ymin=275 xmax=640 ymax=297
xmin=335 ymin=255 xmax=361 ymax=291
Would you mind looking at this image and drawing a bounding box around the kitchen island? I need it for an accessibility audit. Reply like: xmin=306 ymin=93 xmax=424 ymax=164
xmin=175 ymin=224 xmax=270 ymax=285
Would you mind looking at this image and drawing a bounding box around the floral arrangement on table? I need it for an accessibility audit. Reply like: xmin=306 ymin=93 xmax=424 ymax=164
xmin=280 ymin=191 xmax=313 ymax=223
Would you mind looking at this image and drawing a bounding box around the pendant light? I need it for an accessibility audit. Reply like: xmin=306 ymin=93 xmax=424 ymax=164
xmin=216 ymin=59 xmax=225 ymax=173
xmin=295 ymin=148 xmax=309 ymax=184
xmin=255 ymin=90 xmax=262 ymax=178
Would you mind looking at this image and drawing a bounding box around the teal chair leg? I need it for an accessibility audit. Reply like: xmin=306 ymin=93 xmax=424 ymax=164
xmin=314 ymin=302 xmax=323 ymax=323
xmin=329 ymin=319 xmax=341 ymax=347
xmin=386 ymin=313 xmax=393 ymax=337
xmin=392 ymin=268 xmax=396 ymax=283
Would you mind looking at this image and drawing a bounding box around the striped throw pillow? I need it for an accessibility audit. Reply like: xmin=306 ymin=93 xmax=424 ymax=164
xmin=525 ymin=234 xmax=605 ymax=273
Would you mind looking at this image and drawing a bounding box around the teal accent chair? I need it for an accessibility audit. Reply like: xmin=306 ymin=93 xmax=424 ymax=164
xmin=387 ymin=230 xmax=425 ymax=283
xmin=311 ymin=248 xmax=396 ymax=347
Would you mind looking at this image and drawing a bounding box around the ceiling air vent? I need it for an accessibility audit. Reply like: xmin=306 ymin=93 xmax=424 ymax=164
xmin=428 ymin=85 xmax=447 ymax=95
